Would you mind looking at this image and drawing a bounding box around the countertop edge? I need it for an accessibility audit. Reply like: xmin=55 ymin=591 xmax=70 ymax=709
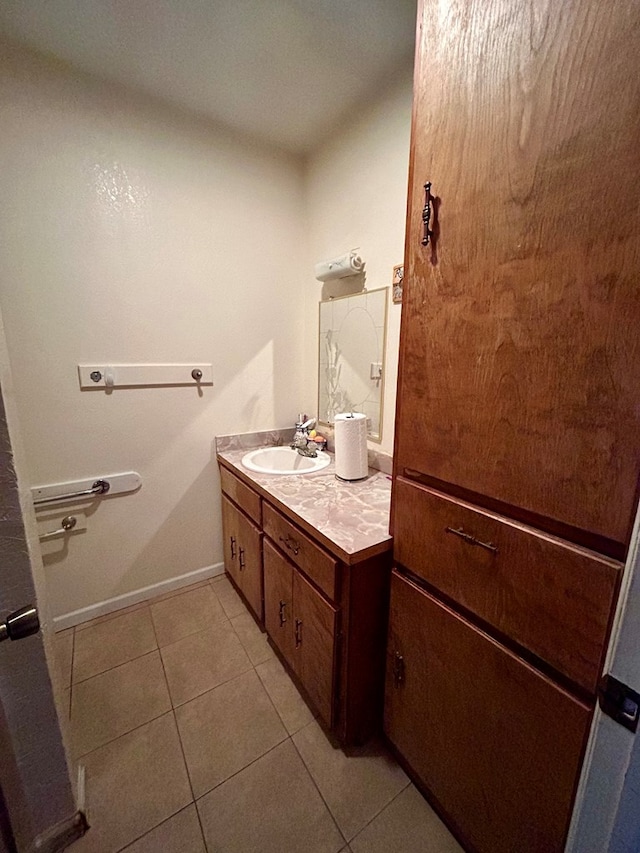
xmin=217 ymin=453 xmax=393 ymax=565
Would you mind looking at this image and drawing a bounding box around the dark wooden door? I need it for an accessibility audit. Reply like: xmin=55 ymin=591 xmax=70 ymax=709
xmin=263 ymin=539 xmax=295 ymax=662
xmin=236 ymin=511 xmax=263 ymax=621
xmin=384 ymin=571 xmax=590 ymax=853
xmin=292 ymin=568 xmax=338 ymax=727
xmin=395 ymin=0 xmax=640 ymax=554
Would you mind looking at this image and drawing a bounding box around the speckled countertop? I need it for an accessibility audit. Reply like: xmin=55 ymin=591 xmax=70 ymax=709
xmin=216 ymin=433 xmax=392 ymax=564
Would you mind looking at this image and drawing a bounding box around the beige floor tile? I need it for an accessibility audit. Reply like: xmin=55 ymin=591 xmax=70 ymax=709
xmin=151 ymin=585 xmax=226 ymax=647
xmin=71 ymin=650 xmax=171 ymax=757
xmin=121 ymin=804 xmax=206 ymax=853
xmin=52 ymin=628 xmax=74 ymax=688
xmin=150 ymin=579 xmax=211 ymax=604
xmin=73 ymin=608 xmax=157 ymax=683
xmin=160 ymin=620 xmax=252 ymax=706
xmin=231 ymin=611 xmax=274 ymax=665
xmin=75 ymin=601 xmax=149 ymax=632
xmin=256 ymin=655 xmax=315 ymax=735
xmin=211 ymin=575 xmax=246 ymax=618
xmin=293 ymin=721 xmax=410 ymax=841
xmin=197 ymin=739 xmax=344 ymax=853
xmin=350 ymin=785 xmax=463 ymax=853
xmin=175 ymin=669 xmax=287 ymax=797
xmin=72 ymin=713 xmax=192 ymax=853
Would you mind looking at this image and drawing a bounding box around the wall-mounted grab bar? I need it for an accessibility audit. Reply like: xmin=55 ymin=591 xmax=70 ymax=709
xmin=32 ymin=471 xmax=142 ymax=507
xmin=34 ymin=480 xmax=110 ymax=506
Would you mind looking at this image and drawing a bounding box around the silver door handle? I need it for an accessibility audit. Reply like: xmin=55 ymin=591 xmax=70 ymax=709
xmin=0 ymin=606 xmax=40 ymax=643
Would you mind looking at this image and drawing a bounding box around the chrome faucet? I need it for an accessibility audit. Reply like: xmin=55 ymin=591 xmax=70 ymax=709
xmin=291 ymin=416 xmax=317 ymax=457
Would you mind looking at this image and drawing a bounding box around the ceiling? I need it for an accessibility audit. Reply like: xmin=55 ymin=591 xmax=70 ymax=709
xmin=0 ymin=0 xmax=417 ymax=155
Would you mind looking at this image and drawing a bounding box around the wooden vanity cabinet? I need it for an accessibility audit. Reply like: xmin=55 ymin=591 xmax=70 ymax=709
xmin=264 ymin=538 xmax=338 ymax=726
xmin=219 ymin=460 xmax=392 ymax=745
xmin=220 ymin=491 xmax=263 ymax=622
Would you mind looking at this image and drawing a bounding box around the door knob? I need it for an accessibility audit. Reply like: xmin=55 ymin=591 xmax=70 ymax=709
xmin=0 ymin=605 xmax=40 ymax=643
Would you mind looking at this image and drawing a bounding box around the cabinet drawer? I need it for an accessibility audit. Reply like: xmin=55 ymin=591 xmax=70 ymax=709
xmin=263 ymin=503 xmax=338 ymax=600
xmin=220 ymin=466 xmax=261 ymax=525
xmin=385 ymin=570 xmax=590 ymax=853
xmin=393 ymin=477 xmax=620 ymax=693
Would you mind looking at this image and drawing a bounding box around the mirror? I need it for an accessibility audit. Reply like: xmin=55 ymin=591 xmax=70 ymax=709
xmin=318 ymin=287 xmax=388 ymax=442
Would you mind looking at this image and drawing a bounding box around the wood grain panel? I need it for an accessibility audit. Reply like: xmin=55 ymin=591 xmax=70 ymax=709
xmin=263 ymin=539 xmax=294 ymax=661
xmin=384 ymin=571 xmax=590 ymax=853
xmin=220 ymin=466 xmax=262 ymax=525
xmin=221 ymin=495 xmax=240 ymax=588
xmin=236 ymin=511 xmax=263 ymax=622
xmin=393 ymin=477 xmax=620 ymax=693
xmin=263 ymin=503 xmax=338 ymax=601
xmin=395 ymin=0 xmax=640 ymax=549
xmin=292 ymin=568 xmax=338 ymax=727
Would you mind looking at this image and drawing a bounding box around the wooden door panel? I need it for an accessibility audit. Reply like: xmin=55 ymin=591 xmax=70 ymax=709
xmin=237 ymin=512 xmax=263 ymax=621
xmin=221 ymin=495 xmax=240 ymax=588
xmin=263 ymin=539 xmax=294 ymax=662
xmin=395 ymin=0 xmax=640 ymax=549
xmin=384 ymin=571 xmax=590 ymax=853
xmin=292 ymin=569 xmax=338 ymax=726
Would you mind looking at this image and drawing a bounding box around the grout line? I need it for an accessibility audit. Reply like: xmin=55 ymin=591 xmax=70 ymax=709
xmin=113 ymin=803 xmax=197 ymax=853
xmin=289 ymin=730 xmax=348 ymax=846
xmin=194 ymin=736 xmax=290 ymax=805
xmin=151 ymin=609 xmax=198 ymax=803
xmin=346 ymin=779 xmax=412 ymax=847
xmin=73 ymin=705 xmax=174 ymax=762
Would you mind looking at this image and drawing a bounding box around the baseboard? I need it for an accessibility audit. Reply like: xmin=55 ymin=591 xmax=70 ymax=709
xmin=53 ymin=562 xmax=225 ymax=631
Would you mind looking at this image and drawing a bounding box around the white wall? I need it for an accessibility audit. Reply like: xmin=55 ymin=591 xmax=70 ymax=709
xmin=0 ymin=41 xmax=412 ymax=621
xmin=304 ymin=68 xmax=414 ymax=456
xmin=0 ymin=43 xmax=309 ymax=618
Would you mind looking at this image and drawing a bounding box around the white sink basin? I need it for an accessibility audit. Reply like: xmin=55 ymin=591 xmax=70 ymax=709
xmin=242 ymin=446 xmax=330 ymax=475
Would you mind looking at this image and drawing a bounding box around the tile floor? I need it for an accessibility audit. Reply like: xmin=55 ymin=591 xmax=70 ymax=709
xmin=52 ymin=575 xmax=463 ymax=853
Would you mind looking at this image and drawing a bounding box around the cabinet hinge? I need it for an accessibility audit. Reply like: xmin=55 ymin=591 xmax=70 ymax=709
xmin=393 ymin=651 xmax=405 ymax=688
xmin=598 ymin=674 xmax=640 ymax=733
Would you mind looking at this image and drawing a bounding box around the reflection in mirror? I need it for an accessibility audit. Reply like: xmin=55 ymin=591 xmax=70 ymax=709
xmin=318 ymin=288 xmax=388 ymax=442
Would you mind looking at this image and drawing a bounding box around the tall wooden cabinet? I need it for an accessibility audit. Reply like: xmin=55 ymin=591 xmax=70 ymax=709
xmin=387 ymin=1 xmax=640 ymax=851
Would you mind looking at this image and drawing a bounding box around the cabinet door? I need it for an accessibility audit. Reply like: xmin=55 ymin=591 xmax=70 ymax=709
xmin=221 ymin=495 xmax=240 ymax=588
xmin=395 ymin=0 xmax=640 ymax=551
xmin=263 ymin=539 xmax=294 ymax=662
xmin=384 ymin=571 xmax=590 ymax=853
xmin=236 ymin=511 xmax=263 ymax=621
xmin=292 ymin=568 xmax=338 ymax=727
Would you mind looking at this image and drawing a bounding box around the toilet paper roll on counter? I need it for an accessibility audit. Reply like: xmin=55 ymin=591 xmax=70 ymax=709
xmin=334 ymin=412 xmax=368 ymax=481
xmin=315 ymin=251 xmax=364 ymax=282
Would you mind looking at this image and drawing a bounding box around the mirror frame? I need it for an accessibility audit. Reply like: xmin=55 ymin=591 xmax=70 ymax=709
xmin=317 ymin=287 xmax=388 ymax=443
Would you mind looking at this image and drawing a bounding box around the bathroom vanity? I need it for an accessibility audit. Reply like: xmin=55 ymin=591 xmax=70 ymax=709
xmin=217 ymin=436 xmax=392 ymax=745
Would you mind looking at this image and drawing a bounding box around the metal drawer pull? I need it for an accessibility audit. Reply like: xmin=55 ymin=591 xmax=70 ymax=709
xmin=230 ymin=536 xmax=236 ymax=559
xmin=279 ymin=535 xmax=300 ymax=556
xmin=446 ymin=526 xmax=498 ymax=554
xmin=295 ymin=618 xmax=302 ymax=648
xmin=239 ymin=547 xmax=245 ymax=570
xmin=279 ymin=600 xmax=287 ymax=626
xmin=421 ymin=181 xmax=433 ymax=246
xmin=393 ymin=651 xmax=405 ymax=688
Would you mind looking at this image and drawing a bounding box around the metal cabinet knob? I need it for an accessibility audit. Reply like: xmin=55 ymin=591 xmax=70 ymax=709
xmin=191 ymin=369 xmax=203 ymax=381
